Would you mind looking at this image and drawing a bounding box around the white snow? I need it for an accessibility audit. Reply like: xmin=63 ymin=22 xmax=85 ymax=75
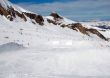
xmin=0 ymin=0 xmax=10 ymax=9
xmin=0 ymin=0 xmax=29 ymax=13
xmin=0 ymin=42 xmax=110 ymax=78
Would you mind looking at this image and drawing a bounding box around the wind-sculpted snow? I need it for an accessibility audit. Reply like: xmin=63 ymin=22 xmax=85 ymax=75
xmin=0 ymin=43 xmax=110 ymax=78
xmin=0 ymin=42 xmax=24 ymax=52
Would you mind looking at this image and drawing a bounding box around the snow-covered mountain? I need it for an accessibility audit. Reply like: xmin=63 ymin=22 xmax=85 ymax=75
xmin=0 ymin=0 xmax=110 ymax=78
xmin=0 ymin=0 xmax=109 ymax=46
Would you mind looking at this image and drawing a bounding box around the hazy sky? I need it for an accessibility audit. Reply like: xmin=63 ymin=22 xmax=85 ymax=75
xmin=11 ymin=0 xmax=110 ymax=21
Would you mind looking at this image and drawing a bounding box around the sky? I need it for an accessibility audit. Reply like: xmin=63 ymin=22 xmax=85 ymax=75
xmin=10 ymin=0 xmax=110 ymax=21
xmin=10 ymin=0 xmax=75 ymax=4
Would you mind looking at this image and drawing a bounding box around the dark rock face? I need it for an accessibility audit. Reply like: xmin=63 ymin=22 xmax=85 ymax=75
xmin=87 ymin=28 xmax=107 ymax=41
xmin=24 ymin=13 xmax=36 ymax=19
xmin=24 ymin=13 xmax=44 ymax=25
xmin=50 ymin=12 xmax=63 ymax=21
xmin=71 ymin=23 xmax=89 ymax=35
xmin=35 ymin=15 xmax=44 ymax=25
xmin=47 ymin=13 xmax=63 ymax=25
xmin=0 ymin=5 xmax=44 ymax=25
xmin=7 ymin=6 xmax=16 ymax=18
xmin=0 ymin=5 xmax=27 ymax=21
xmin=61 ymin=23 xmax=108 ymax=41
xmin=0 ymin=5 xmax=9 ymax=16
xmin=47 ymin=19 xmax=57 ymax=25
xmin=15 ymin=11 xmax=27 ymax=21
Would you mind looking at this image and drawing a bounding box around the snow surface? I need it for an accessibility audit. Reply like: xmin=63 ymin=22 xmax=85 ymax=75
xmin=0 ymin=42 xmax=24 ymax=52
xmin=0 ymin=0 xmax=10 ymax=9
xmin=0 ymin=0 xmax=110 ymax=78
xmin=0 ymin=0 xmax=30 ymax=13
xmin=0 ymin=41 xmax=110 ymax=78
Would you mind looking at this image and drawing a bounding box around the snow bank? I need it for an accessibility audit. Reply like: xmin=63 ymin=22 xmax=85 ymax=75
xmin=0 ymin=42 xmax=24 ymax=52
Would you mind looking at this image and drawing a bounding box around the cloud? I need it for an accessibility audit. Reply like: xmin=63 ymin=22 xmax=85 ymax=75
xmin=17 ymin=0 xmax=110 ymax=21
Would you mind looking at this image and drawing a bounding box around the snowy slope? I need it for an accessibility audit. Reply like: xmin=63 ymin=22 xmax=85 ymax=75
xmin=0 ymin=0 xmax=29 ymax=13
xmin=0 ymin=0 xmax=11 ymax=9
xmin=0 ymin=0 xmax=110 ymax=78
xmin=81 ymin=21 xmax=110 ymax=39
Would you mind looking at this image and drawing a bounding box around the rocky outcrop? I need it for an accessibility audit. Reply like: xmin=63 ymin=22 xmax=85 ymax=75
xmin=71 ymin=23 xmax=89 ymax=35
xmin=7 ymin=6 xmax=16 ymax=17
xmin=0 ymin=3 xmax=108 ymax=41
xmin=35 ymin=15 xmax=44 ymax=25
xmin=0 ymin=5 xmax=26 ymax=21
xmin=48 ymin=13 xmax=108 ymax=41
xmin=47 ymin=13 xmax=63 ymax=25
xmin=47 ymin=19 xmax=57 ymax=25
xmin=50 ymin=12 xmax=63 ymax=21
xmin=15 ymin=11 xmax=27 ymax=21
xmin=61 ymin=23 xmax=108 ymax=41
xmin=0 ymin=4 xmax=44 ymax=25
xmin=0 ymin=5 xmax=12 ymax=21
xmin=24 ymin=13 xmax=44 ymax=25
xmin=87 ymin=28 xmax=107 ymax=40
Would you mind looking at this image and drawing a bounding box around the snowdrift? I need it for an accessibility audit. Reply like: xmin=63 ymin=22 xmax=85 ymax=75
xmin=0 ymin=42 xmax=24 ymax=52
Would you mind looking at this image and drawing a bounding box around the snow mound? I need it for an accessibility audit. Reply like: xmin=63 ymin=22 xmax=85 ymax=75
xmin=0 ymin=42 xmax=24 ymax=52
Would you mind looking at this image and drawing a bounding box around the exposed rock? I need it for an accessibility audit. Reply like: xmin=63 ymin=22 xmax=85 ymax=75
xmin=71 ymin=23 xmax=89 ymax=35
xmin=61 ymin=23 xmax=108 ymax=41
xmin=15 ymin=11 xmax=27 ymax=21
xmin=7 ymin=15 xmax=13 ymax=21
xmin=0 ymin=4 xmax=45 ymax=25
xmin=0 ymin=3 xmax=108 ymax=41
xmin=0 ymin=5 xmax=9 ymax=16
xmin=0 ymin=5 xmax=27 ymax=21
xmin=47 ymin=19 xmax=57 ymax=25
xmin=24 ymin=13 xmax=44 ymax=25
xmin=61 ymin=24 xmax=72 ymax=29
xmin=0 ymin=7 xmax=4 ymax=15
xmin=24 ymin=13 xmax=36 ymax=19
xmin=7 ymin=6 xmax=16 ymax=17
xmin=47 ymin=13 xmax=64 ymax=25
xmin=87 ymin=28 xmax=107 ymax=41
xmin=35 ymin=15 xmax=44 ymax=25
xmin=0 ymin=6 xmax=14 ymax=21
xmin=50 ymin=12 xmax=63 ymax=21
